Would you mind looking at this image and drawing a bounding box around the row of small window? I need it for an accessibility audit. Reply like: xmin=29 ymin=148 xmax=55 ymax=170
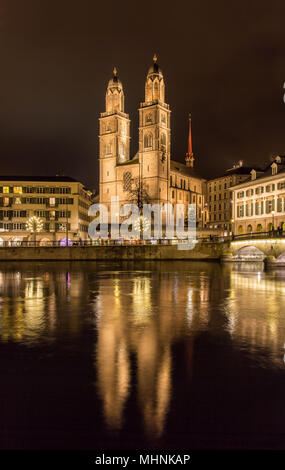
xmin=0 ymin=197 xmax=74 ymax=206
xmin=0 ymin=186 xmax=72 ymax=194
xmin=208 ymin=181 xmax=235 ymax=192
xmin=0 ymin=211 xmax=27 ymax=219
xmin=79 ymin=224 xmax=89 ymax=232
xmin=209 ymin=214 xmax=228 ymax=222
xmin=208 ymin=223 xmax=230 ymax=229
xmin=209 ymin=203 xmax=229 ymax=211
xmin=237 ymin=198 xmax=285 ymax=217
xmin=0 ymin=223 xmax=71 ymax=232
xmin=78 ymin=199 xmax=90 ymax=209
xmin=208 ymin=192 xmax=232 ymax=202
xmin=34 ymin=211 xmax=71 ymax=219
xmin=171 ymin=191 xmax=202 ymax=203
xmin=170 ymin=176 xmax=200 ymax=193
xmin=0 ymin=223 xmax=27 ymax=230
xmin=237 ymin=182 xmax=285 ymax=198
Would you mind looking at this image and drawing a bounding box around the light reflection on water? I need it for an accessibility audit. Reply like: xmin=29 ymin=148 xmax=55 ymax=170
xmin=0 ymin=261 xmax=285 ymax=449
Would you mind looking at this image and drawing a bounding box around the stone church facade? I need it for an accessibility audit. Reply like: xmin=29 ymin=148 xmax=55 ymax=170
xmin=99 ymin=56 xmax=206 ymax=228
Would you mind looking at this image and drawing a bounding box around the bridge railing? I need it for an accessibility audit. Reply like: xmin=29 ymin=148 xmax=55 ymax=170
xmin=230 ymin=230 xmax=285 ymax=241
xmin=0 ymin=230 xmax=284 ymax=247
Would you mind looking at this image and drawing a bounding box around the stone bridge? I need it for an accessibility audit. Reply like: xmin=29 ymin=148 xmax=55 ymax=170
xmin=224 ymin=235 xmax=285 ymax=266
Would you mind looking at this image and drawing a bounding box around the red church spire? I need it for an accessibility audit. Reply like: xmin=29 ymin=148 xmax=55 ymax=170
xmin=185 ymin=113 xmax=195 ymax=168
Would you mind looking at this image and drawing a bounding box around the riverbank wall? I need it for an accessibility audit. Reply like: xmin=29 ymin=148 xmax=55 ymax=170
xmin=0 ymin=242 xmax=227 ymax=261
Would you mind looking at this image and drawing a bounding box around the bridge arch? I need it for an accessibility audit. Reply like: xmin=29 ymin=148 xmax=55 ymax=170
xmin=235 ymin=245 xmax=266 ymax=261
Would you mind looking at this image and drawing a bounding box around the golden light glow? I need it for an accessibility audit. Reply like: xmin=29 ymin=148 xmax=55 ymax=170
xmin=26 ymin=216 xmax=44 ymax=233
xmin=13 ymin=186 xmax=22 ymax=194
xmin=133 ymin=216 xmax=151 ymax=237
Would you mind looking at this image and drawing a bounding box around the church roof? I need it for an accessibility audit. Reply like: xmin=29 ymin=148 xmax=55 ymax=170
xmin=170 ymin=160 xmax=205 ymax=180
xmin=116 ymin=156 xmax=139 ymax=166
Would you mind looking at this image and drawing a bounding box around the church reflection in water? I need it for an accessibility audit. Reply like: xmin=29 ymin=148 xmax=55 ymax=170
xmin=93 ymin=262 xmax=285 ymax=437
xmin=0 ymin=261 xmax=284 ymax=441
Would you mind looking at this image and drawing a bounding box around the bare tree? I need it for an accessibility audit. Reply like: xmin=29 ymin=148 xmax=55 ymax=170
xmin=127 ymin=177 xmax=150 ymax=214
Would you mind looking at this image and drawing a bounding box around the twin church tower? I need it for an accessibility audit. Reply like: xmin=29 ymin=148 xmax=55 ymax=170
xmin=99 ymin=55 xmax=205 ymax=226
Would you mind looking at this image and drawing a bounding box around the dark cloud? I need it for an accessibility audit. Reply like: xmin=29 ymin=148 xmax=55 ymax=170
xmin=0 ymin=0 xmax=285 ymax=189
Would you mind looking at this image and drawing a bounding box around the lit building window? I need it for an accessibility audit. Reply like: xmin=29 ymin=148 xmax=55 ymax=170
xmin=14 ymin=187 xmax=23 ymax=194
xmin=49 ymin=198 xmax=55 ymax=206
xmin=3 ymin=187 xmax=9 ymax=193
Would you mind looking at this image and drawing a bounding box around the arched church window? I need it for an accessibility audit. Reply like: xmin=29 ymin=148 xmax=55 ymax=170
xmin=123 ymin=172 xmax=132 ymax=192
xmin=144 ymin=133 xmax=153 ymax=149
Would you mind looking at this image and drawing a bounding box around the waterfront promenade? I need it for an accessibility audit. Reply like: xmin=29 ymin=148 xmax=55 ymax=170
xmin=0 ymin=232 xmax=285 ymax=263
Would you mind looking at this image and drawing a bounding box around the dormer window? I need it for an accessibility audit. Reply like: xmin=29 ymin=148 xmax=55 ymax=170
xmin=271 ymin=163 xmax=278 ymax=175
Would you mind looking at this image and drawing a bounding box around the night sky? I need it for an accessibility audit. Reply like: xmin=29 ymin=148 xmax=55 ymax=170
xmin=0 ymin=0 xmax=285 ymax=191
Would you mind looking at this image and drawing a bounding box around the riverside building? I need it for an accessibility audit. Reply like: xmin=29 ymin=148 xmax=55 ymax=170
xmin=232 ymin=156 xmax=285 ymax=235
xmin=206 ymin=161 xmax=262 ymax=234
xmin=0 ymin=175 xmax=92 ymax=245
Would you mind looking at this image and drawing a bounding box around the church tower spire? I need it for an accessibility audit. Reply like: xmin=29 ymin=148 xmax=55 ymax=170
xmin=144 ymin=54 xmax=165 ymax=104
xmin=99 ymin=67 xmax=131 ymax=208
xmin=138 ymin=55 xmax=170 ymax=204
xmin=105 ymin=66 xmax=125 ymax=114
xmin=185 ymin=114 xmax=195 ymax=168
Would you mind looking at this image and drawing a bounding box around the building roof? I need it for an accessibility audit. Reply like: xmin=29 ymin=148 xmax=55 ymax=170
xmin=0 ymin=175 xmax=81 ymax=183
xmin=116 ymin=157 xmax=139 ymax=166
xmin=231 ymin=166 xmax=285 ymax=190
xmin=207 ymin=164 xmax=264 ymax=182
xmin=170 ymin=160 xmax=205 ymax=180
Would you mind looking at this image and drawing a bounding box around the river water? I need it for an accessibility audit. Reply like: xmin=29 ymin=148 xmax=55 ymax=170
xmin=0 ymin=261 xmax=284 ymax=449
